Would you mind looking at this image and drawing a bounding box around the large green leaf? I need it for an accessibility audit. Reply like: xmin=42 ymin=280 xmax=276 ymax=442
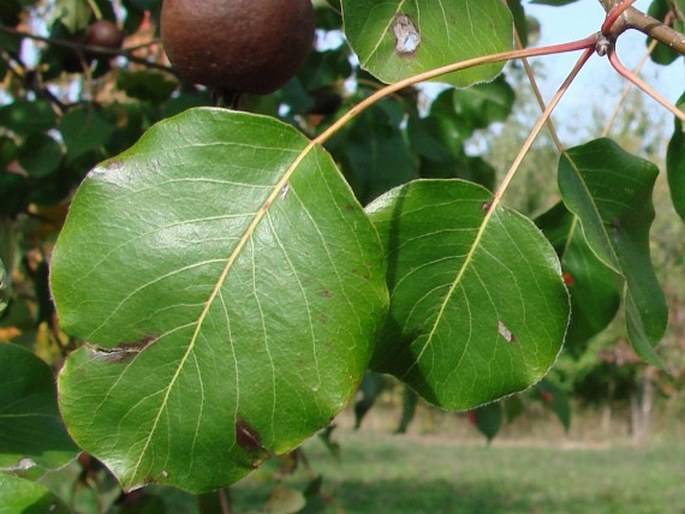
xmin=0 ymin=473 xmax=69 ymax=514
xmin=536 ymin=202 xmax=620 ymax=355
xmin=341 ymin=0 xmax=512 ymax=87
xmin=366 ymin=180 xmax=569 ymax=410
xmin=558 ymin=139 xmax=667 ymax=365
xmin=667 ymin=93 xmax=685 ymax=221
xmin=50 ymin=107 xmax=388 ymax=493
xmin=0 ymin=344 xmax=77 ymax=473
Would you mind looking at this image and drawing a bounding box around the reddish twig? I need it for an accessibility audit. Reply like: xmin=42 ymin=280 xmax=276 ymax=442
xmin=602 ymin=0 xmax=638 ymax=35
xmin=490 ymin=47 xmax=595 ymax=209
xmin=607 ymin=46 xmax=685 ymax=122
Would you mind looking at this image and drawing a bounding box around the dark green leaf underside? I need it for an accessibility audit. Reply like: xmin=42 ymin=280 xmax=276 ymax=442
xmin=558 ymin=138 xmax=667 ymax=365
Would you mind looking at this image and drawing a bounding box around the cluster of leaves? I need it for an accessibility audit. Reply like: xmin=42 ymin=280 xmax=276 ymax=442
xmin=1 ymin=0 xmax=684 ymax=512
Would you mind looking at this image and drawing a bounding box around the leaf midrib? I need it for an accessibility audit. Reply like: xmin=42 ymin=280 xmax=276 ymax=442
xmin=129 ymin=136 xmax=320 ymax=482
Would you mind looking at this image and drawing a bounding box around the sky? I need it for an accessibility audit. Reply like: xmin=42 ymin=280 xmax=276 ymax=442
xmin=524 ymin=0 xmax=684 ymax=138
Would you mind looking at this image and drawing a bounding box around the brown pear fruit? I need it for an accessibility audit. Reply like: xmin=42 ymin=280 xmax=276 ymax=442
xmin=160 ymin=0 xmax=315 ymax=95
xmin=84 ymin=20 xmax=124 ymax=51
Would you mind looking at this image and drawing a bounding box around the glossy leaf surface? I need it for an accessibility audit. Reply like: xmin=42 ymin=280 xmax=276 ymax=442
xmin=366 ymin=180 xmax=569 ymax=410
xmin=51 ymin=107 xmax=388 ymax=493
xmin=341 ymin=0 xmax=512 ymax=87
xmin=0 ymin=344 xmax=77 ymax=472
xmin=558 ymin=139 xmax=667 ymax=365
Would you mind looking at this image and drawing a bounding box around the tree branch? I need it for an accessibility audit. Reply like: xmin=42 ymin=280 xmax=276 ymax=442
xmin=0 ymin=23 xmax=177 ymax=76
xmin=598 ymin=0 xmax=685 ymax=55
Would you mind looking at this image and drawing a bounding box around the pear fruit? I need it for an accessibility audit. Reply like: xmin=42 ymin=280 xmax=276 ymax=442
xmin=161 ymin=0 xmax=315 ymax=95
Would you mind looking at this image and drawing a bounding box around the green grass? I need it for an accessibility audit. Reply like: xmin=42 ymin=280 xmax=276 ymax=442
xmin=230 ymin=430 xmax=685 ymax=514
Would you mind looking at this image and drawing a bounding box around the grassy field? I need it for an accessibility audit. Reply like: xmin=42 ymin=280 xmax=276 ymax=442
xmin=229 ymin=429 xmax=685 ymax=514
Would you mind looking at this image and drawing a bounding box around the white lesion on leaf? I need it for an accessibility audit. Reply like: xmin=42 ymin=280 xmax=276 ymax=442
xmin=392 ymin=13 xmax=421 ymax=56
xmin=279 ymin=183 xmax=290 ymax=200
xmin=497 ymin=320 xmax=516 ymax=344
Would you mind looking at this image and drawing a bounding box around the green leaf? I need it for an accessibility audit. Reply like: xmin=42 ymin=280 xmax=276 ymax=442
xmin=450 ymin=75 xmax=515 ymax=135
xmin=507 ymin=0 xmax=528 ymax=47
xmin=58 ymin=107 xmax=115 ymax=164
xmin=675 ymin=0 xmax=685 ymax=14
xmin=17 ymin=133 xmax=63 ymax=178
xmin=647 ymin=0 xmax=682 ymax=65
xmin=502 ymin=395 xmax=524 ymax=423
xmin=0 ymin=344 xmax=77 ymax=472
xmin=366 ymin=180 xmax=569 ymax=410
xmin=55 ymin=0 xmax=91 ymax=32
xmin=0 ymin=259 xmax=8 ymax=316
xmin=536 ymin=202 xmax=620 ymax=355
xmin=0 ymin=473 xmax=69 ymax=514
xmin=341 ymin=0 xmax=512 ymax=87
xmin=558 ymin=138 xmax=667 ymax=365
xmin=117 ymin=70 xmax=178 ymax=103
xmin=50 ymin=107 xmax=388 ymax=493
xmin=327 ymin=101 xmax=417 ymax=204
xmin=667 ymin=93 xmax=685 ymax=221
xmin=353 ymin=372 xmax=386 ymax=429
xmin=469 ymin=402 xmax=502 ymax=442
xmin=0 ymin=172 xmax=28 ymax=218
xmin=395 ymin=386 xmax=418 ymax=434
xmin=535 ymin=379 xmax=570 ymax=431
xmin=0 ymin=101 xmax=57 ymax=138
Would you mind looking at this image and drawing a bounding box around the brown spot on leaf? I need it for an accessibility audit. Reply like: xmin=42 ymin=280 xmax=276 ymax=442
xmin=90 ymin=335 xmax=158 ymax=363
xmin=235 ymin=419 xmax=262 ymax=451
xmin=321 ymin=290 xmax=333 ymax=299
xmin=392 ymin=14 xmax=421 ymax=56
xmin=105 ymin=160 xmax=123 ymax=171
